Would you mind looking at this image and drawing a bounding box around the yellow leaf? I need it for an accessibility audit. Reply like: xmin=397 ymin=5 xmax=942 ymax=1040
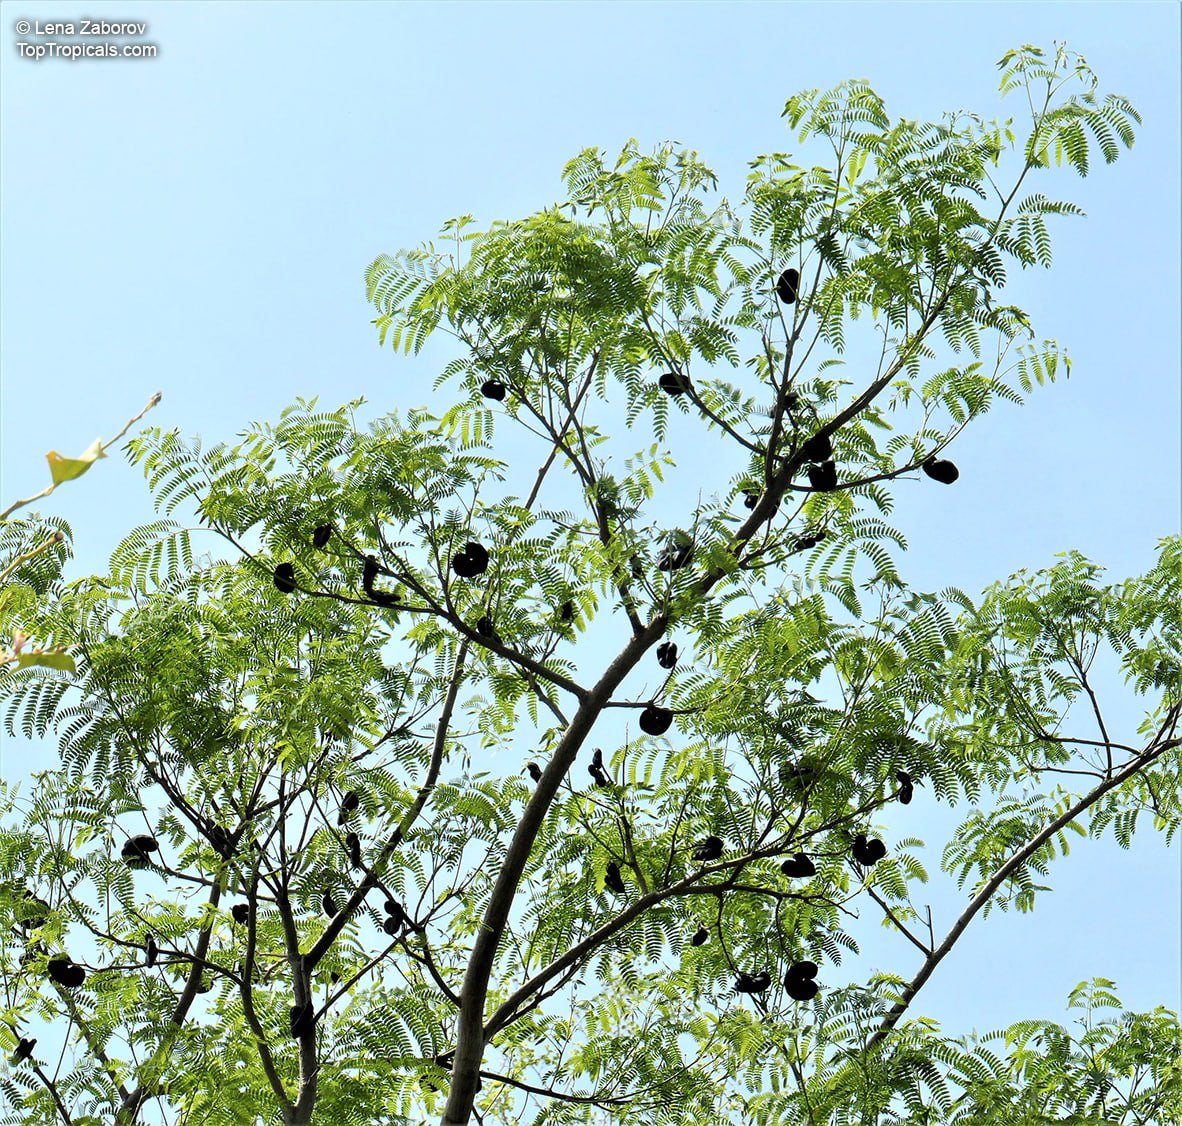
xmin=15 ymin=650 xmax=77 ymax=673
xmin=46 ymin=438 xmax=107 ymax=485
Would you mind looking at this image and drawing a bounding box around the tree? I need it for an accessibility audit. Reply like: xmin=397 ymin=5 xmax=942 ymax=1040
xmin=2 ymin=43 xmax=1178 ymax=1126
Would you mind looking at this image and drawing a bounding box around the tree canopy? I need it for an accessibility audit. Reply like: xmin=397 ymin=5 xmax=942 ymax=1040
xmin=2 ymin=43 xmax=1178 ymax=1126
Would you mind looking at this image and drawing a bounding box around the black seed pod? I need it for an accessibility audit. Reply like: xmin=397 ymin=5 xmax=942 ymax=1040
xmin=896 ymin=770 xmax=914 ymax=805
xmin=690 ymin=924 xmax=709 ymax=947
xmin=384 ymin=899 xmax=405 ymax=930
xmin=784 ymin=959 xmax=820 ymax=1000
xmin=382 ymin=915 xmax=402 ymax=936
xmin=559 ymin=600 xmax=575 ymax=623
xmin=290 ymin=1001 xmax=314 ymax=1039
xmin=18 ymin=892 xmax=50 ymax=930
xmin=807 ymin=461 xmax=838 ymax=491
xmin=922 ymin=457 xmax=959 ymax=484
xmin=692 ymin=835 xmax=723 ymax=862
xmin=795 ymin=530 xmax=827 ymax=551
xmin=743 ymin=491 xmax=759 ymax=509
xmin=10 ymin=1037 xmax=35 ymax=1065
xmin=47 ymin=957 xmax=85 ymax=988
xmin=656 ymin=641 xmax=678 ymax=669
xmin=780 ymin=852 xmax=817 ymax=878
xmin=735 ymin=970 xmax=771 ymax=993
xmin=785 ymin=976 xmax=819 ymax=1001
xmin=273 ymin=563 xmax=297 ymax=594
xmin=475 ymin=615 xmax=496 ymax=639
xmin=231 ymin=903 xmax=250 ymax=925
xmin=776 ymin=268 xmax=800 ymax=304
xmin=321 ymin=889 xmax=338 ymax=919
xmin=798 ymin=432 xmax=833 ymax=462
xmin=852 ymin=833 xmax=887 ymax=866
xmin=312 ymin=524 xmax=333 ymax=549
xmin=208 ymin=823 xmax=233 ymax=859
xmin=452 ymin=541 xmax=490 ymax=578
xmin=588 ymin=749 xmax=611 ymax=787
xmin=346 ymin=832 xmax=362 ymax=871
xmin=658 ymin=371 xmax=692 ymax=396
xmin=121 ymin=835 xmax=159 ymax=867
xmin=656 ymin=532 xmax=693 ymax=571
xmin=604 ymin=861 xmax=626 ymax=895
xmin=338 ymin=790 xmax=360 ymax=825
xmin=362 ymin=555 xmax=379 ymax=594
xmin=638 ymin=705 xmax=673 ymax=736
xmin=526 ymin=762 xmax=543 ymax=784
xmin=480 ymin=379 xmax=507 ymax=401
xmin=146 ymin=933 xmax=158 ymax=966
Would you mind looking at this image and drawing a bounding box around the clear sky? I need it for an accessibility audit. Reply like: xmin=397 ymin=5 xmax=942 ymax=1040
xmin=2 ymin=0 xmax=1179 ymax=1085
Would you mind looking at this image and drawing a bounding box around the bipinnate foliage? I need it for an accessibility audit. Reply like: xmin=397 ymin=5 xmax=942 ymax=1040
xmin=1 ymin=44 xmax=1179 ymax=1126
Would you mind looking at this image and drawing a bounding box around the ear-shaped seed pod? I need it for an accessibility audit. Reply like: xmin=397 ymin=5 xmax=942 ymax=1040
xmin=208 ymin=823 xmax=232 ymax=859
xmin=290 ymin=1001 xmax=314 ymax=1039
xmin=656 ymin=532 xmax=694 ymax=571
xmin=9 ymin=1037 xmax=36 ymax=1065
xmin=526 ymin=762 xmax=543 ymax=784
xmin=346 ymin=832 xmax=362 ymax=871
xmin=47 ymin=957 xmax=86 ymax=988
xmin=656 ymin=641 xmax=678 ymax=669
xmin=18 ymin=891 xmax=50 ymax=930
xmin=798 ymin=432 xmax=833 ymax=462
xmin=785 ymin=975 xmax=819 ymax=1000
xmin=338 ymin=790 xmax=360 ymax=825
xmin=604 ymin=861 xmax=626 ymax=895
xmin=146 ymin=933 xmax=158 ymax=966
xmin=922 ymin=457 xmax=959 ymax=484
xmin=559 ymin=600 xmax=575 ymax=623
xmin=807 ymin=461 xmax=838 ymax=491
xmin=638 ymin=705 xmax=673 ymax=736
xmin=896 ymin=770 xmax=914 ymax=805
xmin=690 ymin=924 xmax=709 ymax=947
xmin=231 ymin=903 xmax=250 ymax=925
xmin=852 ymin=833 xmax=887 ymax=865
xmin=743 ymin=491 xmax=760 ymax=509
xmin=735 ymin=970 xmax=771 ymax=993
xmin=273 ymin=563 xmax=297 ymax=594
xmin=784 ymin=959 xmax=820 ymax=1000
xmin=776 ymin=268 xmax=800 ymax=304
xmin=321 ymin=888 xmax=338 ymax=919
xmin=781 ymin=756 xmax=824 ymax=795
xmin=382 ymin=915 xmax=401 ymax=936
xmin=312 ymin=524 xmax=333 ymax=549
xmin=362 ymin=555 xmax=379 ymax=593
xmin=475 ymin=615 xmax=496 ymax=639
xmin=121 ymin=835 xmax=159 ymax=867
xmin=658 ymin=371 xmax=692 ymax=396
xmin=692 ymin=836 xmax=724 ymax=862
xmin=588 ymin=748 xmax=611 ymax=787
xmin=384 ymin=899 xmax=406 ymax=930
xmin=452 ymin=541 xmax=490 ymax=578
xmin=780 ymin=852 xmax=817 ymax=878
xmin=480 ymin=379 xmax=507 ymax=401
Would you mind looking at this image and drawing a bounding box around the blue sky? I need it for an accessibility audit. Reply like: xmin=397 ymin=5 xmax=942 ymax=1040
xmin=2 ymin=0 xmax=1179 ymax=1085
